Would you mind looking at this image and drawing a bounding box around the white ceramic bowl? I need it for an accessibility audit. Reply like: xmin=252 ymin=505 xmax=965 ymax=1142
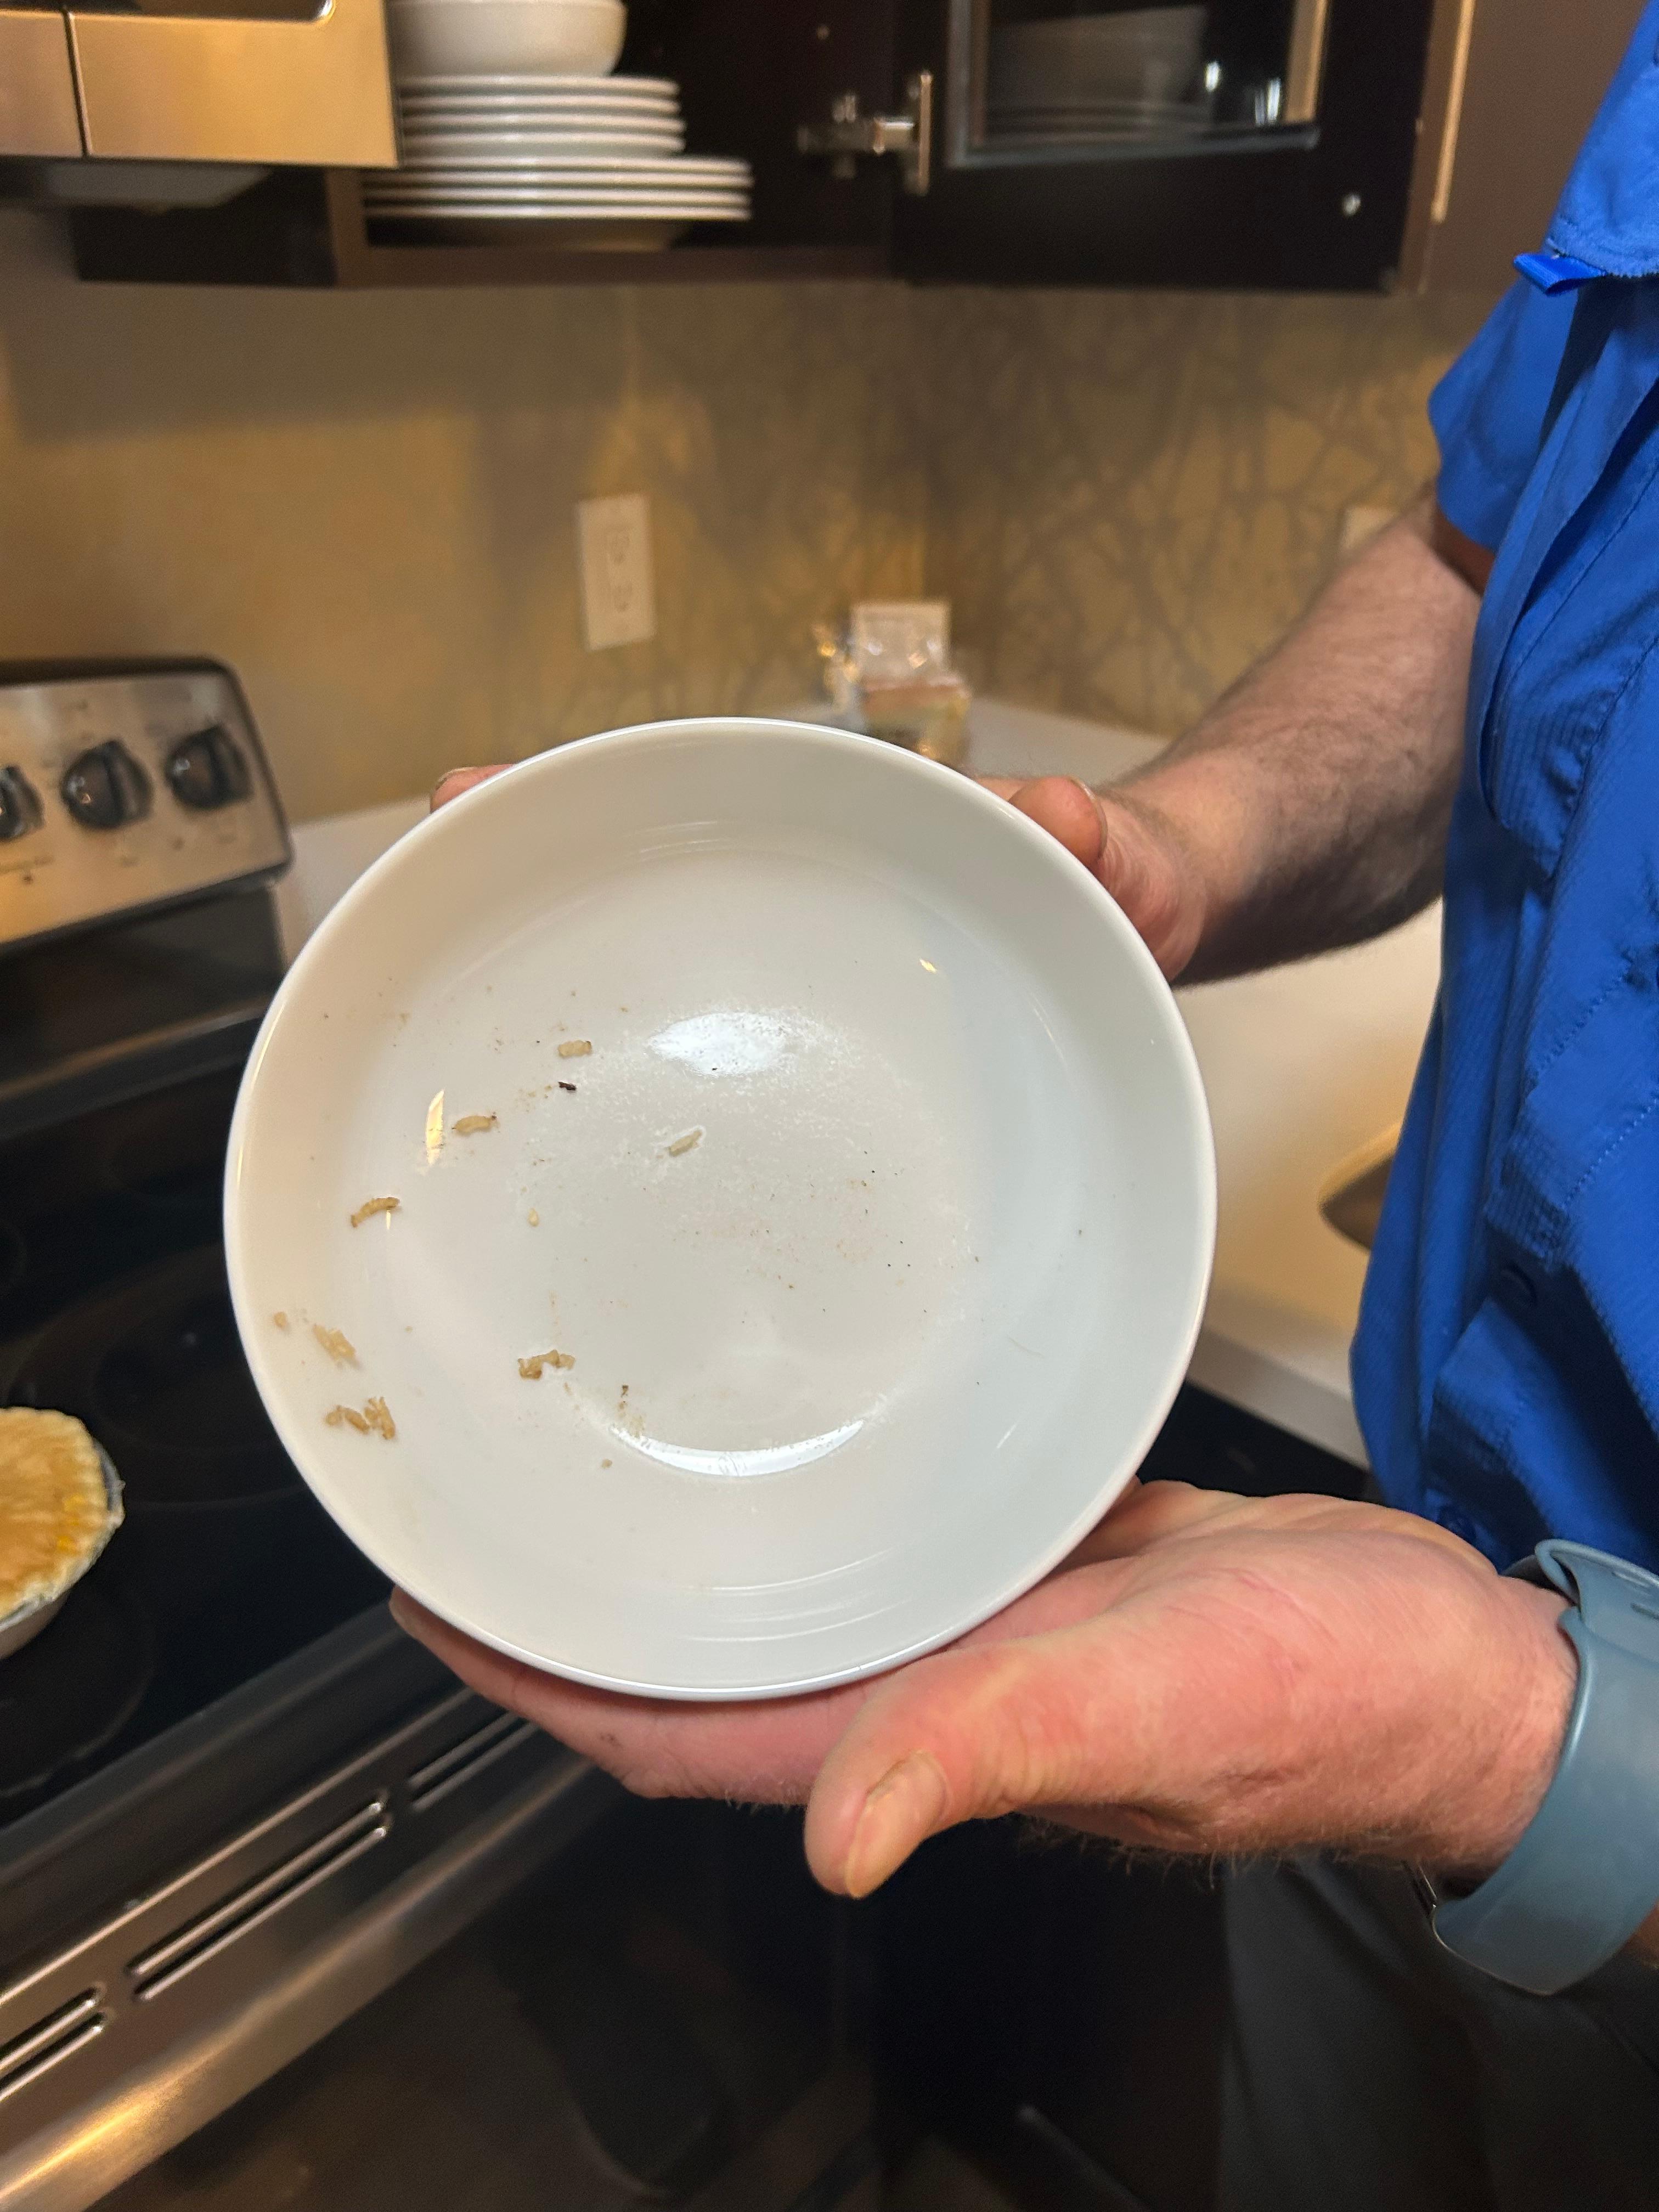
xmin=225 ymin=720 xmax=1214 ymax=1700
xmin=389 ymin=0 xmax=625 ymax=81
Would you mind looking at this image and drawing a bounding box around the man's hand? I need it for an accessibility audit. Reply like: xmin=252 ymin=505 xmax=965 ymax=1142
xmin=981 ymin=776 xmax=1206 ymax=979
xmin=393 ymin=1483 xmax=1576 ymax=1897
xmin=410 ymin=748 xmax=1576 ymax=1903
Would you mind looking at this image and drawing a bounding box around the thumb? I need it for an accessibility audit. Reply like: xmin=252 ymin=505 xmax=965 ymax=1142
xmin=1004 ymin=775 xmax=1108 ymax=870
xmin=431 ymin=763 xmax=511 ymax=812
xmin=983 ymin=776 xmax=1201 ymax=980
xmin=803 ymin=1624 xmax=1127 ymax=1898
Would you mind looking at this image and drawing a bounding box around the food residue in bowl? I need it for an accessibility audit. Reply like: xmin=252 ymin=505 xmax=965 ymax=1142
xmin=452 ymin=1113 xmax=498 ymax=1136
xmin=272 ymin=1311 xmax=290 ymax=1330
xmin=557 ymin=1040 xmax=592 ymax=1060
xmin=350 ymin=1195 xmax=401 ymax=1227
xmin=425 ymin=1091 xmax=446 ymax=1164
xmin=313 ymin=1324 xmax=357 ymax=1364
xmin=325 ymin=1397 xmax=397 ymax=1440
xmin=517 ymin=1349 xmax=575 ymax=1380
xmin=527 ymin=1208 xmax=540 ymax=1227
xmin=558 ymin=1081 xmax=577 ymax=1093
xmin=665 ymin=1128 xmax=703 ymax=1158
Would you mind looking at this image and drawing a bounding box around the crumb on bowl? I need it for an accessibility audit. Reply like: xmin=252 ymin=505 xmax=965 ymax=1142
xmin=557 ymin=1041 xmax=592 ymax=1060
xmin=313 ymin=1324 xmax=357 ymax=1365
xmin=452 ymin=1113 xmax=498 ymax=1136
xmin=325 ymin=1397 xmax=396 ymax=1440
xmin=518 ymin=1348 xmax=576 ymax=1380
xmin=350 ymin=1196 xmax=401 ymax=1227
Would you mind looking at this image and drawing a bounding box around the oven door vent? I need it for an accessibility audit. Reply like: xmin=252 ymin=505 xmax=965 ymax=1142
xmin=0 ymin=1991 xmax=105 ymax=2105
xmin=409 ymin=1713 xmax=538 ymax=1813
xmin=127 ymin=1799 xmax=390 ymax=2002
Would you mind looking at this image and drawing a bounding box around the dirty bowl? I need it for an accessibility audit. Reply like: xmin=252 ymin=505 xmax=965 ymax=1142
xmin=226 ymin=719 xmax=1214 ymax=1700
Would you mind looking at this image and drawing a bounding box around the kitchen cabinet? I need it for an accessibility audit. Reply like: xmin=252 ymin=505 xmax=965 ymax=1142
xmin=1398 ymin=0 xmax=1641 ymax=294
xmin=0 ymin=0 xmax=397 ymax=172
xmin=886 ymin=0 xmax=1436 ymax=290
xmin=62 ymin=0 xmax=1630 ymax=290
xmin=0 ymin=8 xmax=82 ymax=159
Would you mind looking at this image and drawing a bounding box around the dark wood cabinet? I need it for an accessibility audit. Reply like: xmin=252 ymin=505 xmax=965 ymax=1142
xmin=63 ymin=0 xmax=1633 ymax=292
xmin=889 ymin=0 xmax=1435 ymax=288
xmin=1398 ymin=0 xmax=1641 ymax=295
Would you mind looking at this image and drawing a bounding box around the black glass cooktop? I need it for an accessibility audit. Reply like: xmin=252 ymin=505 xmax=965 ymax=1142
xmin=0 ymin=923 xmax=388 ymax=1830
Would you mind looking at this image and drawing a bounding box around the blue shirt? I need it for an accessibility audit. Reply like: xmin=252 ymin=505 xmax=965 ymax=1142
xmin=1352 ymin=3 xmax=1659 ymax=1570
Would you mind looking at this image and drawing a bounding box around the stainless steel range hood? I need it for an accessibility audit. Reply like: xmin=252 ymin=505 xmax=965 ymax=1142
xmin=0 ymin=0 xmax=396 ymax=178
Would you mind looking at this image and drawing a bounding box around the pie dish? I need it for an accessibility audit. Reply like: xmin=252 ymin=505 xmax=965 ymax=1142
xmin=0 ymin=1407 xmax=124 ymax=1660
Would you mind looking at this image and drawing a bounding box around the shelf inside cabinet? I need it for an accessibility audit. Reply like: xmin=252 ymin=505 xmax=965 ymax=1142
xmin=67 ymin=168 xmax=887 ymax=290
xmin=332 ymin=176 xmax=885 ymax=287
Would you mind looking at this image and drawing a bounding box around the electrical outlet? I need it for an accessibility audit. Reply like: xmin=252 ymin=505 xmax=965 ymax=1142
xmin=577 ymin=494 xmax=656 ymax=650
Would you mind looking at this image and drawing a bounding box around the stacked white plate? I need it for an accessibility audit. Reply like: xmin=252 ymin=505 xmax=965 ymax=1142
xmin=986 ymin=6 xmax=1211 ymax=138
xmin=986 ymin=98 xmax=1214 ymax=142
xmin=368 ymin=74 xmax=752 ymax=242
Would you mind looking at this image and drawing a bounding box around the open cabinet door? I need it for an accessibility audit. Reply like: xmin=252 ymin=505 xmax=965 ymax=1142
xmin=624 ymin=0 xmax=898 ymax=255
xmin=888 ymin=0 xmax=1439 ymax=290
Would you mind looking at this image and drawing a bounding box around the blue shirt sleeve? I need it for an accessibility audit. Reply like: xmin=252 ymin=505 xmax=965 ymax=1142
xmin=1430 ymin=279 xmax=1582 ymax=551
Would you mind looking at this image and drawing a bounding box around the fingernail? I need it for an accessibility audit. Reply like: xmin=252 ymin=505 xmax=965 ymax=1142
xmin=387 ymin=1591 xmax=413 ymax=1635
xmin=842 ymin=1753 xmax=949 ymax=1898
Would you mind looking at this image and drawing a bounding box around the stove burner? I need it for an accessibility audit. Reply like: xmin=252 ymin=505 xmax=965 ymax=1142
xmin=94 ymin=1290 xmax=273 ymax=1472
xmin=0 ymin=1574 xmax=154 ymax=1805
xmin=6 ymin=1246 xmax=299 ymax=1509
xmin=100 ymin=1077 xmax=240 ymax=1217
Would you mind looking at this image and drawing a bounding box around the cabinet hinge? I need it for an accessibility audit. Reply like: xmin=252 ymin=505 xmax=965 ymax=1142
xmin=797 ymin=70 xmax=932 ymax=195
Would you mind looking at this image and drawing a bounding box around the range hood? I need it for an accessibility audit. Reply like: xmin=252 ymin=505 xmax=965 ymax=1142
xmin=0 ymin=0 xmax=396 ymax=180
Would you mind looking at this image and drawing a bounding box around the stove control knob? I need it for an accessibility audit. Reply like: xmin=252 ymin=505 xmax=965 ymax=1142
xmin=0 ymin=765 xmax=44 ymax=843
xmin=165 ymin=724 xmax=252 ymax=812
xmin=61 ymin=741 xmax=153 ymax=832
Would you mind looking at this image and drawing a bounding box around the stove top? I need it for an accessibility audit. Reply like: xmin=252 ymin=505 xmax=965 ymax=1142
xmin=0 ymin=969 xmax=387 ymax=1831
xmin=0 ymin=663 xmax=603 ymax=2212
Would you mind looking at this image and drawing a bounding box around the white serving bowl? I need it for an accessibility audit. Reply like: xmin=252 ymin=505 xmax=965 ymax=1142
xmin=226 ymin=720 xmax=1214 ymax=1701
xmin=389 ymin=0 xmax=625 ymax=81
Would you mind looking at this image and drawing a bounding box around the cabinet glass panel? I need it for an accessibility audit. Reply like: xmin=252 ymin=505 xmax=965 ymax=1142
xmin=953 ymin=0 xmax=1329 ymax=163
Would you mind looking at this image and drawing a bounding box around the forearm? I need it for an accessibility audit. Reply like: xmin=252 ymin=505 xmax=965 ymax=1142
xmin=1120 ymin=494 xmax=1480 ymax=983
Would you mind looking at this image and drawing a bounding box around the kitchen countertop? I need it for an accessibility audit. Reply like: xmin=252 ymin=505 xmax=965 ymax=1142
xmin=274 ymin=699 xmax=1442 ymax=1468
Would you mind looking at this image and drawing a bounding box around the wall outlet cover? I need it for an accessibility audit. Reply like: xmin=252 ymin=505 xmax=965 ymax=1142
xmin=577 ymin=494 xmax=656 ymax=651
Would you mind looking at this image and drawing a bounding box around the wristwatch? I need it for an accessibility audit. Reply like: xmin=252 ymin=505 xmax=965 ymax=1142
xmin=1418 ymin=1541 xmax=1659 ymax=1996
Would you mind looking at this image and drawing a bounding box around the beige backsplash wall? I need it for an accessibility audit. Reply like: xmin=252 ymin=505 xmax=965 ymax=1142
xmin=0 ymin=208 xmax=1497 ymax=818
xmin=918 ymin=285 xmax=1496 ymax=737
xmin=0 ymin=213 xmax=922 ymax=820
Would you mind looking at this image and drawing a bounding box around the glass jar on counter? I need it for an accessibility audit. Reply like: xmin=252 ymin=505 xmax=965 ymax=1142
xmin=815 ymin=601 xmax=972 ymax=769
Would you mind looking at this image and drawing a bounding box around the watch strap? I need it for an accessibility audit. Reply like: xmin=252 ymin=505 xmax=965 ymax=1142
xmin=1431 ymin=1541 xmax=1659 ymax=1996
